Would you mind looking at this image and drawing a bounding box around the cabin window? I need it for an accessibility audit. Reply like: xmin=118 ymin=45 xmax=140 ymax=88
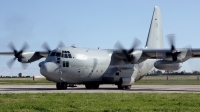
xmin=63 ymin=61 xmax=69 ymax=67
xmin=56 ymin=58 xmax=60 ymax=63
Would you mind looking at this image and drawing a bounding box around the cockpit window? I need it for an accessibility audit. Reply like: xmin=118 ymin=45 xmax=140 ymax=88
xmin=50 ymin=52 xmax=56 ymax=56
xmin=65 ymin=54 xmax=68 ymax=58
xmin=68 ymin=54 xmax=72 ymax=58
xmin=56 ymin=53 xmax=61 ymax=57
xmin=62 ymin=51 xmax=72 ymax=58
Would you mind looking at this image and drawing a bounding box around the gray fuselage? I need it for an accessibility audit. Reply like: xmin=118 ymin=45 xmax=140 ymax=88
xmin=40 ymin=47 xmax=155 ymax=84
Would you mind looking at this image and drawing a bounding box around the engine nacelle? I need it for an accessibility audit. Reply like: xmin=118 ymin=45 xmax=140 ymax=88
xmin=120 ymin=77 xmax=135 ymax=86
xmin=19 ymin=52 xmax=43 ymax=63
xmin=127 ymin=50 xmax=148 ymax=64
xmin=154 ymin=60 xmax=182 ymax=70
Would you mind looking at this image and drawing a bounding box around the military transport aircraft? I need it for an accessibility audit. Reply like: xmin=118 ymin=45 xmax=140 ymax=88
xmin=1 ymin=6 xmax=200 ymax=90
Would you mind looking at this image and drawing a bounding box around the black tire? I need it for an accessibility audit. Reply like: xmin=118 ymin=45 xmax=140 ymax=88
xmin=61 ymin=82 xmax=67 ymax=90
xmin=93 ymin=84 xmax=100 ymax=89
xmin=125 ymin=85 xmax=131 ymax=89
xmin=56 ymin=83 xmax=61 ymax=90
xmin=117 ymin=85 xmax=125 ymax=89
xmin=85 ymin=84 xmax=92 ymax=89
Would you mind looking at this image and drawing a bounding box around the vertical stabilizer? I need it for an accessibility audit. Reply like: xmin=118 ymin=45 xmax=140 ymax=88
xmin=145 ymin=6 xmax=163 ymax=49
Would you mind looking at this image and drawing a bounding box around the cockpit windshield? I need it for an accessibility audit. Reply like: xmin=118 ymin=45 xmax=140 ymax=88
xmin=50 ymin=52 xmax=56 ymax=56
xmin=62 ymin=51 xmax=72 ymax=58
xmin=49 ymin=51 xmax=72 ymax=58
xmin=56 ymin=53 xmax=61 ymax=57
xmin=50 ymin=52 xmax=61 ymax=57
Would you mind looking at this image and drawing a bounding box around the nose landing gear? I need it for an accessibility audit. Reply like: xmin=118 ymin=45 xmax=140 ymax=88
xmin=117 ymin=84 xmax=131 ymax=89
xmin=56 ymin=82 xmax=67 ymax=90
xmin=85 ymin=84 xmax=100 ymax=89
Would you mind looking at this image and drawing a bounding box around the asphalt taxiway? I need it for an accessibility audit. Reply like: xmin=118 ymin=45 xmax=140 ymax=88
xmin=0 ymin=85 xmax=200 ymax=93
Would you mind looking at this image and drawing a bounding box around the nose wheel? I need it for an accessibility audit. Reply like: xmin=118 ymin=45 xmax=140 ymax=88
xmin=85 ymin=84 xmax=100 ymax=89
xmin=56 ymin=82 xmax=67 ymax=90
xmin=117 ymin=85 xmax=131 ymax=89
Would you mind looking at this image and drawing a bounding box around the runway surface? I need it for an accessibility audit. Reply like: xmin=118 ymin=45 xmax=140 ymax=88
xmin=1 ymin=85 xmax=200 ymax=93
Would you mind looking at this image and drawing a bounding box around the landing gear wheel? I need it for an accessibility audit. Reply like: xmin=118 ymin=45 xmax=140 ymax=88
xmin=85 ymin=84 xmax=92 ymax=89
xmin=93 ymin=84 xmax=100 ymax=89
xmin=56 ymin=83 xmax=61 ymax=90
xmin=85 ymin=84 xmax=100 ymax=89
xmin=117 ymin=85 xmax=125 ymax=89
xmin=61 ymin=82 xmax=67 ymax=90
xmin=125 ymin=85 xmax=131 ymax=89
xmin=56 ymin=82 xmax=67 ymax=90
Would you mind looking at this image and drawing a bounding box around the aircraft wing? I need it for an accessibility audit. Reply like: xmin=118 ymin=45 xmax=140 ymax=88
xmin=112 ymin=48 xmax=200 ymax=63
xmin=0 ymin=52 xmax=15 ymax=56
xmin=142 ymin=48 xmax=200 ymax=59
xmin=0 ymin=51 xmax=49 ymax=57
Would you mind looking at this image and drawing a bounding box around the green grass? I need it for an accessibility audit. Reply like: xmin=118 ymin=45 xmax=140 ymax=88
xmin=135 ymin=75 xmax=200 ymax=85
xmin=0 ymin=93 xmax=200 ymax=111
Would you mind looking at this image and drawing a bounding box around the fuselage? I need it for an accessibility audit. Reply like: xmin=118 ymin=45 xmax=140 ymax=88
xmin=40 ymin=47 xmax=155 ymax=84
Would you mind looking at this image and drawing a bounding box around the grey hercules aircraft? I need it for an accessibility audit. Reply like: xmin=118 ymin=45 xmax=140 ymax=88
xmin=1 ymin=6 xmax=200 ymax=90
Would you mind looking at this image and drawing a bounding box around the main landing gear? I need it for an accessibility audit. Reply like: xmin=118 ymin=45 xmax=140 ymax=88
xmin=56 ymin=82 xmax=67 ymax=90
xmin=85 ymin=84 xmax=100 ymax=89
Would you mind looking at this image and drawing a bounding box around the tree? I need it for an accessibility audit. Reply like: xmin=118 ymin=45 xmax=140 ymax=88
xmin=18 ymin=73 xmax=22 ymax=78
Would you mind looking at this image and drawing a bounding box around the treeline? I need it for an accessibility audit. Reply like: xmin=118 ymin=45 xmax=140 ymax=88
xmin=147 ymin=69 xmax=200 ymax=76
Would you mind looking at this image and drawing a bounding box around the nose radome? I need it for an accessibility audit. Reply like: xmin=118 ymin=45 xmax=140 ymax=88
xmin=40 ymin=63 xmax=48 ymax=77
xmin=40 ymin=62 xmax=59 ymax=77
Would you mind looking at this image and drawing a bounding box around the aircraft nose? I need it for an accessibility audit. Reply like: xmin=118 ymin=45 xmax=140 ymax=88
xmin=40 ymin=62 xmax=59 ymax=77
xmin=40 ymin=63 xmax=48 ymax=77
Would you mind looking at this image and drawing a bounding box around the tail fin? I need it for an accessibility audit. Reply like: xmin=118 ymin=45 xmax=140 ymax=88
xmin=145 ymin=6 xmax=163 ymax=49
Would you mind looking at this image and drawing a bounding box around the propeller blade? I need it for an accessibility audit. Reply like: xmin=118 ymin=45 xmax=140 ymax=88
xmin=127 ymin=38 xmax=142 ymax=54
xmin=114 ymin=41 xmax=125 ymax=51
xmin=57 ymin=41 xmax=65 ymax=48
xmin=42 ymin=41 xmax=51 ymax=52
xmin=6 ymin=57 xmax=17 ymax=69
xmin=7 ymin=41 xmax=17 ymax=54
xmin=20 ymin=41 xmax=29 ymax=52
xmin=167 ymin=34 xmax=176 ymax=51
xmin=21 ymin=63 xmax=29 ymax=70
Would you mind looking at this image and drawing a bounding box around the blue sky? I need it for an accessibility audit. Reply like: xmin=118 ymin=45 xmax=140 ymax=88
xmin=0 ymin=0 xmax=200 ymax=75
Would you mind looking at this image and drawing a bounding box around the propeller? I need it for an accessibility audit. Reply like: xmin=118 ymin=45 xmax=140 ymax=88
xmin=6 ymin=41 xmax=30 ymax=69
xmin=114 ymin=38 xmax=142 ymax=62
xmin=166 ymin=34 xmax=191 ymax=62
xmin=166 ymin=34 xmax=180 ymax=61
xmin=42 ymin=41 xmax=65 ymax=53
